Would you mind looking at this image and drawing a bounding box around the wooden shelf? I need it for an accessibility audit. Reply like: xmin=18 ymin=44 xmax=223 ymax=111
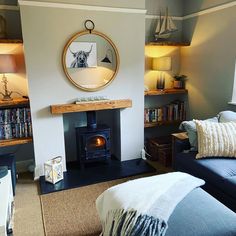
xmin=0 ymin=98 xmax=29 ymax=108
xmin=0 ymin=39 xmax=23 ymax=44
xmin=0 ymin=137 xmax=33 ymax=147
xmin=147 ymin=41 xmax=190 ymax=46
xmin=145 ymin=89 xmax=188 ymax=96
xmin=145 ymin=120 xmax=182 ymax=128
xmin=51 ymin=99 xmax=132 ymax=114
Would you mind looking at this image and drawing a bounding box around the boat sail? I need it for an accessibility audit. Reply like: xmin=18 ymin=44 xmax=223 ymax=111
xmin=154 ymin=7 xmax=177 ymax=40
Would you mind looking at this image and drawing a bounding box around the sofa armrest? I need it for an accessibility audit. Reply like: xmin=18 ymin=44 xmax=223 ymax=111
xmin=172 ymin=132 xmax=191 ymax=168
xmin=174 ymin=139 xmax=191 ymax=153
xmin=172 ymin=132 xmax=190 ymax=152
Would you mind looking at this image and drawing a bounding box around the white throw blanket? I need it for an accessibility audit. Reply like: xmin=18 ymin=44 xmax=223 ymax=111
xmin=96 ymin=172 xmax=205 ymax=236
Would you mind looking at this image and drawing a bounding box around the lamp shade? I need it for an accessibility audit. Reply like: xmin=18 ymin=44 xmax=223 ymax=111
xmin=0 ymin=54 xmax=16 ymax=73
xmin=152 ymin=56 xmax=171 ymax=71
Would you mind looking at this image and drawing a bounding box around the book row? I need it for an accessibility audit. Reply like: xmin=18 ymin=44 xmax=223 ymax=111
xmin=144 ymin=100 xmax=186 ymax=123
xmin=0 ymin=122 xmax=33 ymax=140
xmin=0 ymin=107 xmax=31 ymax=124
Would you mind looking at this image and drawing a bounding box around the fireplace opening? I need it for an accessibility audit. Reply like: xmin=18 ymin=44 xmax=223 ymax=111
xmin=76 ymin=111 xmax=111 ymax=169
xmin=87 ymin=136 xmax=106 ymax=150
xmin=63 ymin=109 xmax=121 ymax=166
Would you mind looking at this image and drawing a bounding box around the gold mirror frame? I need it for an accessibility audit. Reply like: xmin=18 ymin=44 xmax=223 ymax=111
xmin=62 ymin=30 xmax=120 ymax=92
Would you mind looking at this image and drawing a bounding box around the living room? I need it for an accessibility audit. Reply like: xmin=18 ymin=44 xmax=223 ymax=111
xmin=0 ymin=0 xmax=235 ymax=235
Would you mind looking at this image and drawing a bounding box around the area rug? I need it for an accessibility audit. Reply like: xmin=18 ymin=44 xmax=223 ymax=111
xmin=40 ymin=175 xmax=151 ymax=236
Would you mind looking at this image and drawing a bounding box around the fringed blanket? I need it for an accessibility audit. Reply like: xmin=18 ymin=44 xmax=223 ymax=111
xmin=96 ymin=172 xmax=205 ymax=236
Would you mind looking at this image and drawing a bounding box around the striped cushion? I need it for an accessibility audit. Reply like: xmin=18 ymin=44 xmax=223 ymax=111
xmin=195 ymin=120 xmax=236 ymax=159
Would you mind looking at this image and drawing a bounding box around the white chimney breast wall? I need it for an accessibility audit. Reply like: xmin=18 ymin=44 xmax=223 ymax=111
xmin=19 ymin=1 xmax=145 ymax=178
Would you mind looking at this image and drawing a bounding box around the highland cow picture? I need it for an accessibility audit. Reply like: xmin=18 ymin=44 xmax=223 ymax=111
xmin=66 ymin=42 xmax=97 ymax=68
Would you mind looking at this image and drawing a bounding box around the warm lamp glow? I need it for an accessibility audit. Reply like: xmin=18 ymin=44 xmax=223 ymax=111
xmin=152 ymin=56 xmax=172 ymax=71
xmin=0 ymin=54 xmax=16 ymax=73
xmin=0 ymin=54 xmax=17 ymax=101
xmin=152 ymin=57 xmax=172 ymax=90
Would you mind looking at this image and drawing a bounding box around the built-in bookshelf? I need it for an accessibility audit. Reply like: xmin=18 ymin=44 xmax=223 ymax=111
xmin=0 ymin=98 xmax=33 ymax=147
xmin=144 ymin=99 xmax=186 ymax=128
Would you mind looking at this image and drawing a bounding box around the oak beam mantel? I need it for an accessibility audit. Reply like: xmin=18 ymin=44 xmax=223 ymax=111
xmin=50 ymin=99 xmax=132 ymax=114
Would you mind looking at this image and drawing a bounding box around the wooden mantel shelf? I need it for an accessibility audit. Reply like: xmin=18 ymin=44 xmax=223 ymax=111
xmin=51 ymin=99 xmax=132 ymax=114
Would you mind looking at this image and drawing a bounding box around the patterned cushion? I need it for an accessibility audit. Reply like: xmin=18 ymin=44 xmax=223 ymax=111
xmin=195 ymin=120 xmax=236 ymax=159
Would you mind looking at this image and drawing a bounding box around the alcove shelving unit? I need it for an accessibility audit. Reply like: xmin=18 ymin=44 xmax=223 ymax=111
xmin=0 ymin=39 xmax=31 ymax=147
xmin=144 ymin=87 xmax=188 ymax=167
xmin=144 ymin=41 xmax=190 ymax=131
xmin=144 ymin=89 xmax=188 ymax=128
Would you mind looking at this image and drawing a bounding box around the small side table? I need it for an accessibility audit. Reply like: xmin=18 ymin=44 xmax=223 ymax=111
xmin=171 ymin=132 xmax=188 ymax=168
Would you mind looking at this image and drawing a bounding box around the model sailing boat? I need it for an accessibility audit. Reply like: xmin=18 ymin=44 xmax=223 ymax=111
xmin=154 ymin=7 xmax=177 ymax=40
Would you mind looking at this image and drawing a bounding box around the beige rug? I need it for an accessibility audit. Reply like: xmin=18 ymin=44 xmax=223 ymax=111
xmin=14 ymin=172 xmax=45 ymax=236
xmin=40 ymin=175 xmax=151 ymax=236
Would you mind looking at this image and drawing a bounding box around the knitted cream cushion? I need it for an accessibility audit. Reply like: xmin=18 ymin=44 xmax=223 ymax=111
xmin=195 ymin=120 xmax=236 ymax=159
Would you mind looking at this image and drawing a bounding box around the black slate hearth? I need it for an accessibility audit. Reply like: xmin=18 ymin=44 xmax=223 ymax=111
xmin=39 ymin=158 xmax=156 ymax=195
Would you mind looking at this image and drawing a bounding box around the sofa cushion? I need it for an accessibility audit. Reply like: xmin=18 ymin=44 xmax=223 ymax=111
xmin=195 ymin=120 xmax=236 ymax=159
xmin=175 ymin=152 xmax=236 ymax=199
xmin=166 ymin=188 xmax=236 ymax=236
xmin=218 ymin=111 xmax=236 ymax=123
xmin=179 ymin=117 xmax=218 ymax=151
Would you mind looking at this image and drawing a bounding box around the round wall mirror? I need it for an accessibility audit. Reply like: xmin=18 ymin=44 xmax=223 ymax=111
xmin=62 ymin=30 xmax=119 ymax=92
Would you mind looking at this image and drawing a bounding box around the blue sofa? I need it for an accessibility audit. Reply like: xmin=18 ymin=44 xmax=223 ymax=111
xmin=173 ymin=138 xmax=236 ymax=212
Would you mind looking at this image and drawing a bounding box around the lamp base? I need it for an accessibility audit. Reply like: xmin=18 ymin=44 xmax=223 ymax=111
xmin=1 ymin=75 xmax=13 ymax=101
xmin=156 ymin=77 xmax=165 ymax=90
xmin=2 ymin=95 xmax=13 ymax=101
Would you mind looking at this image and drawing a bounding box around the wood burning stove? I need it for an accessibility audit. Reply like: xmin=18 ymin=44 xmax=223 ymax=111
xmin=75 ymin=111 xmax=111 ymax=168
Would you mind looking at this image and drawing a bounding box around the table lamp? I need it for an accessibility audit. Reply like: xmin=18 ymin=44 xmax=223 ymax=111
xmin=0 ymin=54 xmax=16 ymax=101
xmin=152 ymin=56 xmax=172 ymax=90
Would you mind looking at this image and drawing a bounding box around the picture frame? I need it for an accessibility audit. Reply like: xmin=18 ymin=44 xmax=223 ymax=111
xmin=65 ymin=42 xmax=97 ymax=68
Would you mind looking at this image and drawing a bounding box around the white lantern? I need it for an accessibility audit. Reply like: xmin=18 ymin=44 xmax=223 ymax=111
xmin=44 ymin=156 xmax=63 ymax=184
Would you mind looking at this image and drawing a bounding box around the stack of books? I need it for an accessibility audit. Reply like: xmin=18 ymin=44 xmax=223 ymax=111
xmin=0 ymin=108 xmax=32 ymax=140
xmin=144 ymin=100 xmax=186 ymax=123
